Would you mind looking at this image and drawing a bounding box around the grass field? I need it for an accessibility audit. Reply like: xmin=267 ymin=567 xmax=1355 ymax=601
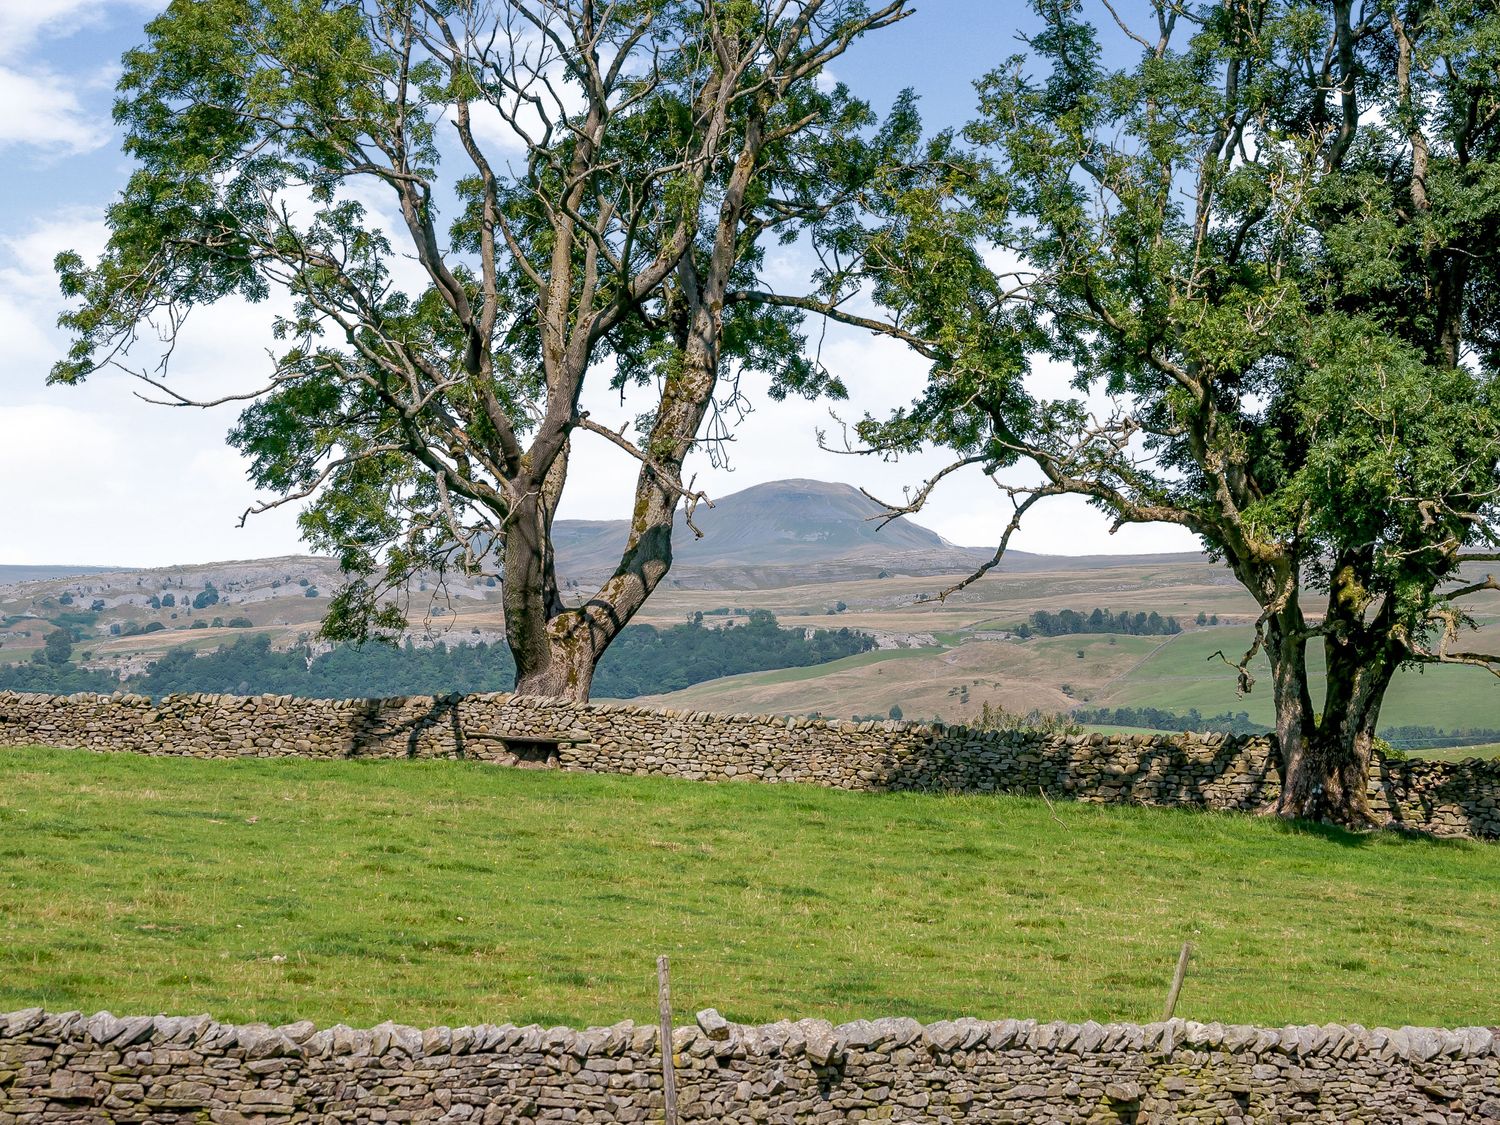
xmin=2 ymin=747 xmax=1497 ymax=1031
xmin=1403 ymin=743 xmax=1500 ymax=762
xmin=1106 ymin=625 xmax=1500 ymax=732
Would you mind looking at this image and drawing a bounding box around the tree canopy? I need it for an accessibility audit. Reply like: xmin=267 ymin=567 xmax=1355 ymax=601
xmin=825 ymin=0 xmax=1500 ymax=823
xmin=53 ymin=0 xmax=909 ymax=699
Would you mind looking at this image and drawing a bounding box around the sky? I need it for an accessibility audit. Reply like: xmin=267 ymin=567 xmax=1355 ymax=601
xmin=0 ymin=0 xmax=1201 ymax=568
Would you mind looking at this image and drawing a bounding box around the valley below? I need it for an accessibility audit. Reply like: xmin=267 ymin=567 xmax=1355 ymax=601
xmin=4 ymin=480 xmax=1497 ymax=750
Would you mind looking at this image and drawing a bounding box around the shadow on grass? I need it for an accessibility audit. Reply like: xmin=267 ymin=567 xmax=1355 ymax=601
xmin=1267 ymin=815 xmax=1477 ymax=849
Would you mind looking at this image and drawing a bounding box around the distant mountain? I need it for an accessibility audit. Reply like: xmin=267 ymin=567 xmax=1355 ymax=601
xmin=677 ymin=478 xmax=953 ymax=563
xmin=552 ymin=479 xmax=980 ymax=583
xmin=553 ymin=479 xmax=1205 ymax=588
xmin=0 ymin=480 xmax=1210 ymax=603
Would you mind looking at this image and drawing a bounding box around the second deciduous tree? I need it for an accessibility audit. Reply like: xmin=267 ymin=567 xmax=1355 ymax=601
xmin=821 ymin=0 xmax=1500 ymax=825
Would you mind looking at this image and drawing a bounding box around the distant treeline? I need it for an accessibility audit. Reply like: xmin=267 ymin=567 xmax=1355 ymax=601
xmin=1072 ymin=706 xmax=1271 ymax=736
xmin=1016 ymin=609 xmax=1182 ymax=638
xmin=0 ymin=661 xmax=119 ymax=695
xmin=1379 ymin=725 xmax=1500 ymax=750
xmin=600 ymin=611 xmax=873 ymax=697
xmin=0 ymin=611 xmax=874 ymax=701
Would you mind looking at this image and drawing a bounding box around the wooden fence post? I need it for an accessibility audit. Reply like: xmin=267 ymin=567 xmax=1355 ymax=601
xmin=1162 ymin=941 xmax=1192 ymax=1021
xmin=658 ymin=955 xmax=678 ymax=1125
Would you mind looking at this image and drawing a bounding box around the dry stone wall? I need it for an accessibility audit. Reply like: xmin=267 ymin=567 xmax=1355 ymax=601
xmin=2 ymin=1006 xmax=1498 ymax=1123
xmin=2 ymin=689 xmax=1497 ymax=839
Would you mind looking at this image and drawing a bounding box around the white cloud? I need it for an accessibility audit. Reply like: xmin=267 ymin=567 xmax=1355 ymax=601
xmin=0 ymin=210 xmax=310 ymax=567
xmin=0 ymin=399 xmax=307 ymax=567
xmin=0 ymin=211 xmax=109 ymax=382
xmin=0 ymin=0 xmax=162 ymax=154
xmin=0 ymin=66 xmax=111 ymax=154
xmin=0 ymin=0 xmax=161 ymax=60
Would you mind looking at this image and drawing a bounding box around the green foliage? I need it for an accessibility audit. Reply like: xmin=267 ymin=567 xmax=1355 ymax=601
xmin=1015 ymin=608 xmax=1181 ymax=639
xmin=591 ymin=611 xmax=876 ymax=698
xmin=0 ymin=662 xmax=117 ymax=693
xmin=192 ymin=586 xmax=219 ymax=610
xmin=50 ymin=0 xmax=913 ymax=685
xmin=42 ymin=630 xmax=72 ymax=666
xmin=1072 ymin=707 xmax=1271 ymax=738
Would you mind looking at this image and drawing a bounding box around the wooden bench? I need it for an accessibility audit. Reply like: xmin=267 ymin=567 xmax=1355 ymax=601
xmin=464 ymin=732 xmax=590 ymax=768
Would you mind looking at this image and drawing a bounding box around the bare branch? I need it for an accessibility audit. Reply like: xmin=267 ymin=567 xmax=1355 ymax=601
xmin=573 ymin=412 xmax=715 ymax=535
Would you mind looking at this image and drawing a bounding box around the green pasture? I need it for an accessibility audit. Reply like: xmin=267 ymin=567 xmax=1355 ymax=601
xmin=604 ymin=646 xmax=940 ymax=703
xmin=1 ymin=747 xmax=1496 ymax=1031
xmin=1105 ymin=626 xmax=1500 ymax=733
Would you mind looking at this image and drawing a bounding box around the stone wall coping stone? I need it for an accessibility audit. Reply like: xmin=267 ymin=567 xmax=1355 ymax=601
xmin=4 ymin=1008 xmax=1496 ymax=1064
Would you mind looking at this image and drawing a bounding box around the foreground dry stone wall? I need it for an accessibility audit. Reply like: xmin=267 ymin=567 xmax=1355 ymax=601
xmin=2 ymin=689 xmax=1497 ymax=839
xmin=2 ymin=1006 xmax=1498 ymax=1124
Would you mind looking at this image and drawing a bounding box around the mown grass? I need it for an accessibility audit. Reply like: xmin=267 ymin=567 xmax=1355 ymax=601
xmin=1 ymin=746 xmax=1496 ymax=1031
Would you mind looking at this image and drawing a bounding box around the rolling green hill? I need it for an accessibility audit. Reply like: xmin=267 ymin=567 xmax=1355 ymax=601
xmin=1104 ymin=626 xmax=1500 ymax=734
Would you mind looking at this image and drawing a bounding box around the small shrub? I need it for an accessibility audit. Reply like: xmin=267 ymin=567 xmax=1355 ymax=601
xmin=44 ymin=629 xmax=73 ymax=665
xmin=974 ymin=701 xmax=1082 ymax=736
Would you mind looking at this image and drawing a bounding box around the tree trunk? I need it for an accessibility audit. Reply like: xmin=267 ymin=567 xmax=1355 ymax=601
xmin=1271 ymin=606 xmax=1398 ymax=827
xmin=500 ymin=310 xmax=721 ymax=703
xmin=503 ymin=445 xmax=594 ymax=700
xmin=1277 ymin=723 xmax=1377 ymax=827
xmin=502 ymin=116 xmax=761 ymax=702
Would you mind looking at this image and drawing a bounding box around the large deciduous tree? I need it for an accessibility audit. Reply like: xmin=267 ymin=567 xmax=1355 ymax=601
xmin=53 ymin=0 xmax=907 ymax=700
xmin=819 ymin=0 xmax=1500 ymax=825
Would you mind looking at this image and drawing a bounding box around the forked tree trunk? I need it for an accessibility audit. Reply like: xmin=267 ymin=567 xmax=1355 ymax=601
xmin=502 ymin=308 xmax=722 ymax=703
xmin=502 ymin=455 xmax=590 ymax=700
xmin=502 ymin=114 xmax=762 ymax=703
xmin=1269 ymin=616 xmax=1398 ymax=827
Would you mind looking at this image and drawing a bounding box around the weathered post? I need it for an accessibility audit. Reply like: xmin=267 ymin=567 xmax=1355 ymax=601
xmin=658 ymin=955 xmax=678 ymax=1125
xmin=1162 ymin=941 xmax=1192 ymax=1021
